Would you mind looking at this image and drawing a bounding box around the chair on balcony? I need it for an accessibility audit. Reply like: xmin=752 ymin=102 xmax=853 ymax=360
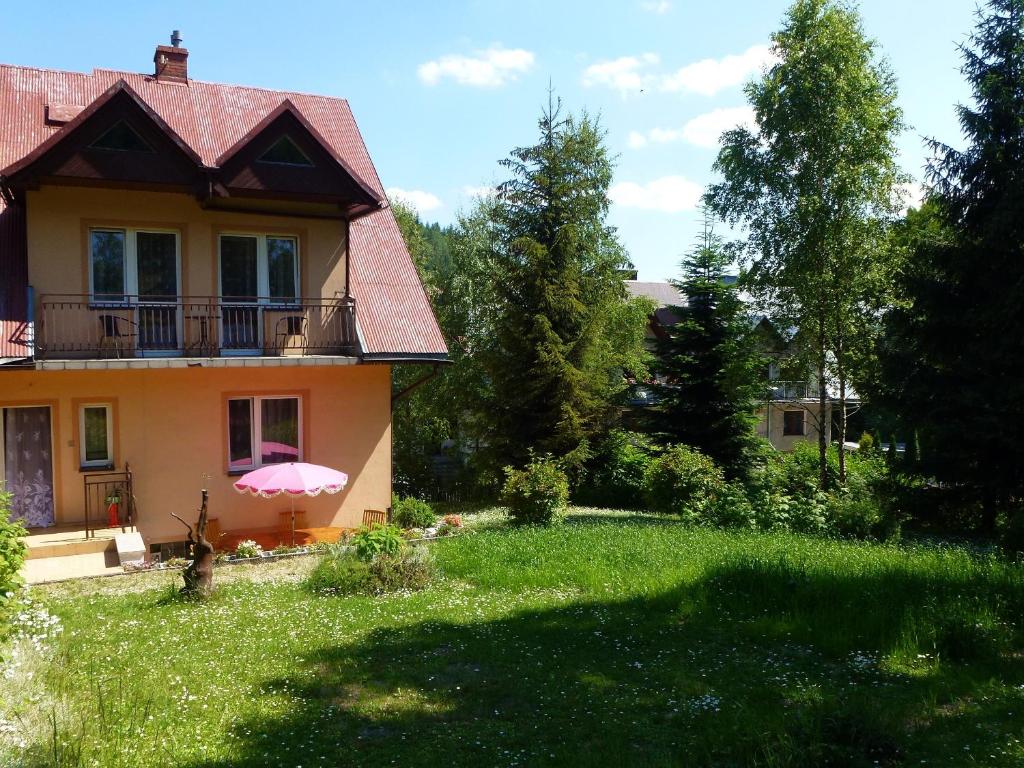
xmin=98 ymin=313 xmax=137 ymax=358
xmin=273 ymin=314 xmax=308 ymax=356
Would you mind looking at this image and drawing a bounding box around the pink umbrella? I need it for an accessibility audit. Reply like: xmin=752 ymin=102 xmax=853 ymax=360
xmin=233 ymin=462 xmax=348 ymax=545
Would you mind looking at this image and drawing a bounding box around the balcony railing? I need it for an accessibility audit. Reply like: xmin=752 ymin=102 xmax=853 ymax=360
xmin=767 ymin=380 xmax=820 ymax=400
xmin=36 ymin=294 xmax=359 ymax=360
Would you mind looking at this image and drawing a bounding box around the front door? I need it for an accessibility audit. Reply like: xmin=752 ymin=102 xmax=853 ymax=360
xmin=136 ymin=231 xmax=181 ymax=353
xmin=1 ymin=406 xmax=56 ymax=528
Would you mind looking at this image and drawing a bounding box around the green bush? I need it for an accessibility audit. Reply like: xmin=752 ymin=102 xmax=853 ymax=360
xmin=702 ymin=482 xmax=756 ymax=529
xmin=574 ymin=430 xmax=653 ymax=510
xmin=305 ymin=545 xmax=433 ymax=595
xmin=502 ymin=456 xmax=569 ymax=525
xmin=0 ymin=490 xmax=27 ymax=619
xmin=234 ymin=539 xmax=263 ymax=559
xmin=391 ymin=495 xmax=437 ymax=529
xmin=643 ymin=444 xmax=725 ymax=519
xmin=352 ymin=524 xmax=404 ymax=562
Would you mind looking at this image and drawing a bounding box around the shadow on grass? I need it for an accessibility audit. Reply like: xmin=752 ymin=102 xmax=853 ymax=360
xmin=182 ymin=560 xmax=1024 ymax=768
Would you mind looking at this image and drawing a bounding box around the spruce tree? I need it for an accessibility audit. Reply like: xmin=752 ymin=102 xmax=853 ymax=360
xmin=655 ymin=216 xmax=763 ymax=478
xmin=878 ymin=0 xmax=1024 ymax=529
xmin=483 ymin=95 xmax=638 ymax=472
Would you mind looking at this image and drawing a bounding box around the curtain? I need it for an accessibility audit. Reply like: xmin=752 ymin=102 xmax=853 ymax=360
xmin=3 ymin=407 xmax=55 ymax=527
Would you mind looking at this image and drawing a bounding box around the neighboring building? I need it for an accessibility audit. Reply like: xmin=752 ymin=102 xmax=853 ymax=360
xmin=0 ymin=37 xmax=446 ymax=546
xmin=626 ymin=280 xmax=851 ymax=452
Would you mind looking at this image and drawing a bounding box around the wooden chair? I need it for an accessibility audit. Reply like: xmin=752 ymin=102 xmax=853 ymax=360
xmin=362 ymin=509 xmax=387 ymax=527
xmin=279 ymin=509 xmax=308 ymax=532
xmin=205 ymin=517 xmax=222 ymax=550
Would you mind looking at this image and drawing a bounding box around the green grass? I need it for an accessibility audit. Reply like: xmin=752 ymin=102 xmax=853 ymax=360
xmin=3 ymin=508 xmax=1024 ymax=767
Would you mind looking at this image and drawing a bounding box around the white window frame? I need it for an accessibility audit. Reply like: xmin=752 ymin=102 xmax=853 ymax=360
xmin=227 ymin=394 xmax=303 ymax=472
xmin=88 ymin=227 xmax=181 ymax=302
xmin=79 ymin=403 xmax=114 ymax=469
xmin=217 ymin=233 xmax=300 ymax=303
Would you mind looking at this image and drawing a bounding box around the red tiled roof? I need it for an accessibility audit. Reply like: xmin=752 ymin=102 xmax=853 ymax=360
xmin=0 ymin=63 xmax=447 ymax=360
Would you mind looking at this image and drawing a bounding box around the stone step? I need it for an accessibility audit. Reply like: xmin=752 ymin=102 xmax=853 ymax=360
xmin=21 ymin=549 xmax=124 ymax=584
xmin=24 ymin=526 xmax=125 ymax=560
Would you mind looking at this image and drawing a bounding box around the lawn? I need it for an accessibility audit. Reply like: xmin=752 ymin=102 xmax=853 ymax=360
xmin=3 ymin=508 xmax=1024 ymax=767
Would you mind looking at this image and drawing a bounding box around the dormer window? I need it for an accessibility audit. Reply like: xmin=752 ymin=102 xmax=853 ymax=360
xmin=89 ymin=120 xmax=154 ymax=153
xmin=257 ymin=135 xmax=313 ymax=166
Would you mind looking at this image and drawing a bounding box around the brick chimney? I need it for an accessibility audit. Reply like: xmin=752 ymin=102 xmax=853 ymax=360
xmin=154 ymin=30 xmax=188 ymax=82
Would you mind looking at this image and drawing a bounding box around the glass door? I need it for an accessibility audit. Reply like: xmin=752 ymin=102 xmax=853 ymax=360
xmin=2 ymin=406 xmax=56 ymax=528
xmin=136 ymin=232 xmax=181 ymax=353
xmin=220 ymin=235 xmax=261 ymax=354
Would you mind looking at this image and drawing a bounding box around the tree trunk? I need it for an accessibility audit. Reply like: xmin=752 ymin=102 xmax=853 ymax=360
xmin=171 ymin=489 xmax=215 ymax=597
xmin=817 ymin=318 xmax=829 ymax=492
xmin=837 ymin=341 xmax=847 ymax=485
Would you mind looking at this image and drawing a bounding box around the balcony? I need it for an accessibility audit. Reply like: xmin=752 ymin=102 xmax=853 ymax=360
xmin=767 ymin=381 xmax=820 ymax=400
xmin=35 ymin=294 xmax=359 ymax=361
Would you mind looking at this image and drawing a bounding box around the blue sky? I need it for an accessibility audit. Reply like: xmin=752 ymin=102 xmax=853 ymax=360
xmin=1 ymin=0 xmax=978 ymax=280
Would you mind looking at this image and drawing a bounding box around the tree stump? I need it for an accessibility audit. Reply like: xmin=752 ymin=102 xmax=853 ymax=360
xmin=171 ymin=489 xmax=215 ymax=596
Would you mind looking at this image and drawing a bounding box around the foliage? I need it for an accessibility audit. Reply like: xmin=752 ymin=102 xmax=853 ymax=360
xmin=654 ymin=215 xmax=764 ymax=478
xmin=874 ymin=0 xmax=1024 ymax=531
xmin=233 ymin=540 xmax=263 ymax=559
xmin=501 ymin=455 xmax=570 ymax=525
xmin=643 ymin=444 xmax=726 ymax=520
xmin=705 ymin=0 xmax=905 ymax=489
xmin=482 ymin=94 xmax=651 ymax=474
xmin=351 ymin=523 xmax=404 ymax=562
xmin=391 ymin=495 xmax=437 ymax=529
xmin=0 ymin=490 xmax=27 ymax=621
xmin=574 ymin=429 xmax=654 ymax=510
xmin=304 ymin=545 xmax=434 ymax=595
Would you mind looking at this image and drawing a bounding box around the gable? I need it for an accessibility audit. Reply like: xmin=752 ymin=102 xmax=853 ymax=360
xmin=214 ymin=106 xmax=380 ymax=215
xmin=2 ymin=84 xmax=203 ymax=195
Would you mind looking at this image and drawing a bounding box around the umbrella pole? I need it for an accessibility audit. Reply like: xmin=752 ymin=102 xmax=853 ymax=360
xmin=291 ymin=496 xmax=296 ymax=547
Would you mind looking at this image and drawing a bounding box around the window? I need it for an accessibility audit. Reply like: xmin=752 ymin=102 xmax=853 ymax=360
xmin=783 ymin=410 xmax=805 ymax=437
xmin=79 ymin=404 xmax=113 ymax=468
xmin=89 ymin=120 xmax=153 ymax=153
xmin=89 ymin=228 xmax=180 ymax=302
xmin=257 ymin=135 xmax=313 ymax=166
xmin=219 ymin=234 xmax=299 ymax=303
xmin=227 ymin=395 xmax=302 ymax=471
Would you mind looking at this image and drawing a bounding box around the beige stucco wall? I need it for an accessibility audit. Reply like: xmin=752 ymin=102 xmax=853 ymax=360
xmin=755 ymin=401 xmax=831 ymax=452
xmin=0 ymin=364 xmax=391 ymax=543
xmin=25 ymin=187 xmax=347 ymax=300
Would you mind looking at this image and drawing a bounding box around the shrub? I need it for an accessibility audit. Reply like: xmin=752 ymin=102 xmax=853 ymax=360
xmin=643 ymin=444 xmax=725 ymax=519
xmin=574 ymin=430 xmax=653 ymax=510
xmin=502 ymin=456 xmax=569 ymax=525
xmin=351 ymin=524 xmax=404 ymax=562
xmin=305 ymin=545 xmax=433 ymax=595
xmin=0 ymin=490 xmax=27 ymax=619
xmin=703 ymin=482 xmax=756 ymax=529
xmin=234 ymin=540 xmax=263 ymax=559
xmin=391 ymin=495 xmax=437 ymax=529
xmin=436 ymin=514 xmax=463 ymax=536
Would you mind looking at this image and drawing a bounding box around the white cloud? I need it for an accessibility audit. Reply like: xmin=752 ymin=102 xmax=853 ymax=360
xmin=387 ymin=187 xmax=442 ymax=213
xmin=630 ymin=106 xmax=756 ymax=150
xmin=609 ymin=176 xmax=703 ymax=213
xmin=417 ymin=46 xmax=535 ymax=88
xmin=896 ymin=181 xmax=928 ymax=213
xmin=462 ymin=185 xmax=496 ymax=199
xmin=641 ymin=0 xmax=672 ymax=14
xmin=582 ymin=53 xmax=659 ymax=95
xmin=661 ymin=44 xmax=778 ymax=96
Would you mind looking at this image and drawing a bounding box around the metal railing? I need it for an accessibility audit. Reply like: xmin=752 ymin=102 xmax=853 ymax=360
xmin=36 ymin=294 xmax=358 ymax=359
xmin=767 ymin=380 xmax=821 ymax=400
xmin=83 ymin=463 xmax=136 ymax=539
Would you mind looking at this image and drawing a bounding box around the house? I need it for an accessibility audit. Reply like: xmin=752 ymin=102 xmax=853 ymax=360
xmin=0 ymin=35 xmax=447 ymax=556
xmin=625 ymin=280 xmax=849 ymax=452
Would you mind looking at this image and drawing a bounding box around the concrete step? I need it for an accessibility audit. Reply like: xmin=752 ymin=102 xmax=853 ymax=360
xmin=24 ymin=526 xmax=125 ymax=560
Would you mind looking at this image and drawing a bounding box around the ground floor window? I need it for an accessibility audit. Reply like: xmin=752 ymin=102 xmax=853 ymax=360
xmin=79 ymin=403 xmax=114 ymax=468
xmin=783 ymin=409 xmax=805 ymax=436
xmin=227 ymin=395 xmax=302 ymax=471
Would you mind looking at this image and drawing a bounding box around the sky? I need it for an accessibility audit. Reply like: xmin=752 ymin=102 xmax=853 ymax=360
xmin=1 ymin=0 xmax=979 ymax=280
